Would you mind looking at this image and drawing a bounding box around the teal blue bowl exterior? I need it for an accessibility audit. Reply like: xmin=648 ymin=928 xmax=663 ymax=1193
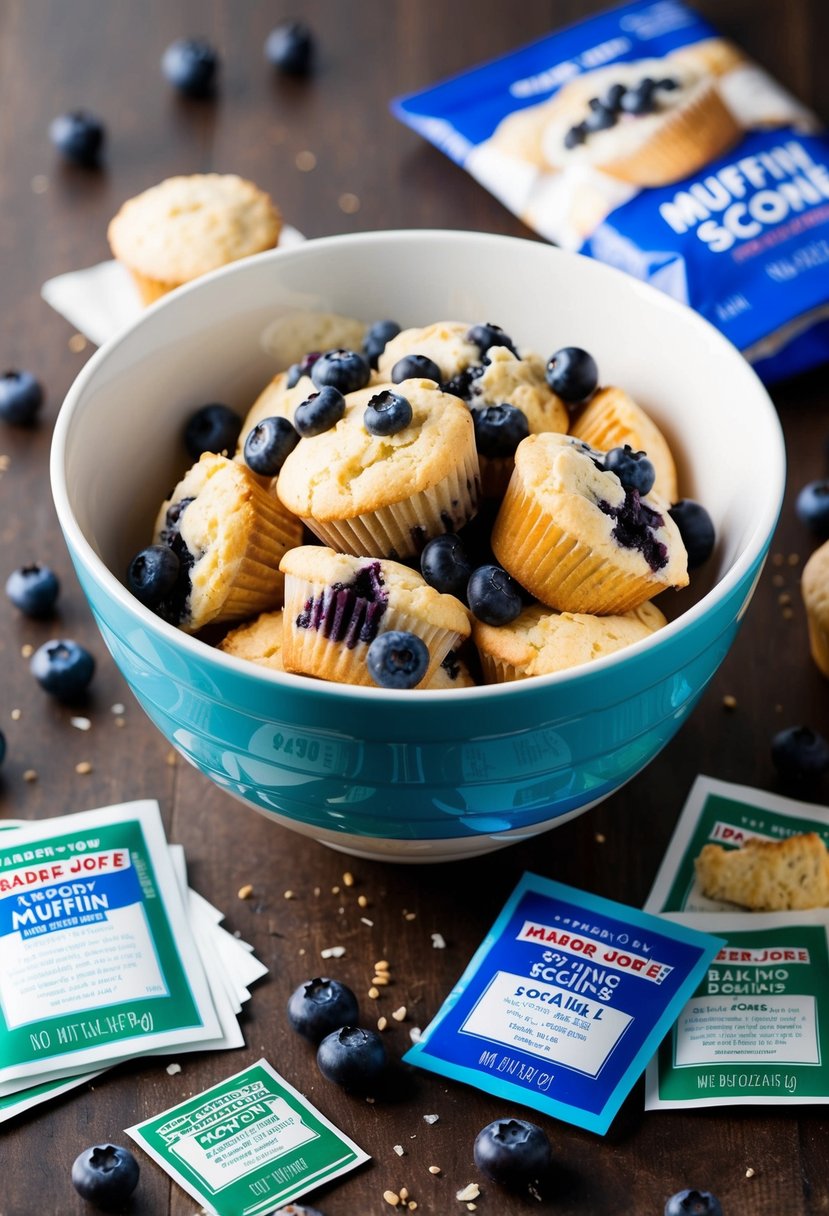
xmin=67 ymin=537 xmax=768 ymax=847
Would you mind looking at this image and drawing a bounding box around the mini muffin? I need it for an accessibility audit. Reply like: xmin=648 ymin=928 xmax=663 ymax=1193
xmin=153 ymin=453 xmax=302 ymax=633
xmin=108 ymin=174 xmax=281 ymax=305
xmin=491 ymin=433 xmax=688 ymax=615
xmin=275 ymin=379 xmax=480 ymax=560
xmin=802 ymin=539 xmax=829 ymax=678
xmin=218 ymin=610 xmax=285 ymax=671
xmin=237 ymin=365 xmax=384 ymax=457
xmin=474 ymin=600 xmax=666 ymax=682
xmin=377 ymin=320 xmax=481 ymax=383
xmin=260 ymin=310 xmax=367 ymax=369
xmin=569 ymin=385 xmax=679 ymax=504
xmin=280 ymin=545 xmax=471 ymax=687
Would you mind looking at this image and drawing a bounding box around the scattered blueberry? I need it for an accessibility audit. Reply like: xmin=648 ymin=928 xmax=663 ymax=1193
xmin=183 ymin=403 xmax=241 ymax=459
xmin=796 ymin=479 xmax=829 ymax=537
xmin=771 ymin=725 xmax=829 ymax=782
xmin=317 ymin=1025 xmax=387 ymax=1092
xmin=390 ymin=353 xmax=442 ymax=384
xmin=604 ymin=445 xmax=656 ymax=496
xmin=545 ymin=347 xmax=599 ymax=404
xmin=287 ymin=977 xmax=359 ymax=1043
xmin=472 ymin=404 xmax=529 ymax=458
xmin=286 ymin=351 xmax=321 ymax=388
xmin=294 ymin=385 xmax=346 ymax=437
xmin=49 ymin=110 xmax=105 ymax=166
xmin=363 ymin=320 xmax=401 ymax=369
xmin=162 ymin=37 xmax=219 ymax=96
xmin=127 ymin=545 xmax=181 ymax=609
xmin=466 ymin=323 xmax=519 ymax=360
xmin=364 ymin=390 xmax=412 ymax=437
xmin=5 ymin=564 xmax=60 ymax=618
xmin=420 ymin=534 xmax=473 ymax=600
xmin=0 ymin=370 xmax=44 ymax=425
xmin=30 ymin=639 xmax=95 ymax=698
xmin=664 ymin=1189 xmax=723 ymax=1216
xmin=366 ymin=630 xmax=429 ymax=689
xmin=71 ymin=1144 xmax=140 ymax=1208
xmin=244 ymin=416 xmax=301 ymax=476
xmin=467 ymin=564 xmax=523 ymax=626
xmin=668 ymin=499 xmax=716 ymax=569
xmin=311 ymin=348 xmax=370 ymax=394
xmin=265 ymin=20 xmax=314 ymax=75
xmin=473 ymin=1118 xmax=553 ymax=1190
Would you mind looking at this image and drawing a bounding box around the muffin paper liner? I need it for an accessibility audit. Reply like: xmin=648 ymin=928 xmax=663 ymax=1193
xmin=569 ymin=389 xmax=679 ymax=504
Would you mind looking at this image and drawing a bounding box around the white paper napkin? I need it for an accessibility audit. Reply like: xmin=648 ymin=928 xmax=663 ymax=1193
xmin=41 ymin=225 xmax=306 ymax=348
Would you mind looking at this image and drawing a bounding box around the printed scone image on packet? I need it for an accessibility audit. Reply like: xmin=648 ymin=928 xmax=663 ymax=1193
xmin=393 ymin=0 xmax=829 ymax=382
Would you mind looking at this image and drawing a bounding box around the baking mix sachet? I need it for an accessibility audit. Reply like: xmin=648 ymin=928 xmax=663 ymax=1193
xmin=404 ymin=872 xmax=722 ymax=1134
xmin=0 ymin=801 xmax=266 ymax=1122
xmin=643 ymin=775 xmax=829 ymax=1110
xmin=393 ymin=0 xmax=829 ymax=383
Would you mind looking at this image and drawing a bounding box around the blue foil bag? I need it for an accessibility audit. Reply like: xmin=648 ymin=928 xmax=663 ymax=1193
xmin=393 ymin=0 xmax=829 ymax=383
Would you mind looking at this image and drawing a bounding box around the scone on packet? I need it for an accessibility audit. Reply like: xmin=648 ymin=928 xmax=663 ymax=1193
xmin=392 ymin=0 xmax=829 ymax=384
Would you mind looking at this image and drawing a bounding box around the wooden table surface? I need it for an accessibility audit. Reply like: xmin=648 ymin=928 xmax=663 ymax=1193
xmin=2 ymin=2 xmax=829 ymax=1213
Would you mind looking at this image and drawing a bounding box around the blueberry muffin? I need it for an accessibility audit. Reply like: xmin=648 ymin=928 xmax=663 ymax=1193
xmin=280 ymin=545 xmax=471 ymax=687
xmin=218 ymin=609 xmax=285 ymax=671
xmin=569 ymin=385 xmax=679 ymax=504
xmin=802 ymin=539 xmax=829 ymax=678
xmin=491 ymin=433 xmax=688 ymax=614
xmin=108 ymin=174 xmax=281 ymax=305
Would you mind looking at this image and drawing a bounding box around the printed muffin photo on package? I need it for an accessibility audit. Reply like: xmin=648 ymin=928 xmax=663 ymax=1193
xmin=393 ymin=0 xmax=829 ymax=383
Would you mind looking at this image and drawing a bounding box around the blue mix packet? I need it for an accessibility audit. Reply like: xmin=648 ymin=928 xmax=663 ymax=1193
xmin=403 ymin=872 xmax=722 ymax=1134
xmin=393 ymin=0 xmax=829 ymax=383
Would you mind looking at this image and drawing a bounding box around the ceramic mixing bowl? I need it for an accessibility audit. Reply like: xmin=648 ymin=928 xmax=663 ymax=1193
xmin=50 ymin=230 xmax=785 ymax=860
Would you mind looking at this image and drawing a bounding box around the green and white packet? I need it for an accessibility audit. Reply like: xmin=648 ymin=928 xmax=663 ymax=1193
xmin=127 ymin=1058 xmax=369 ymax=1216
xmin=644 ymin=775 xmax=829 ymax=914
xmin=646 ymin=911 xmax=829 ymax=1109
xmin=0 ymin=800 xmax=221 ymax=1089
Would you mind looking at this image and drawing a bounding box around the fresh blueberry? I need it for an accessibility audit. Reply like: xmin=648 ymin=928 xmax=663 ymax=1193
xmin=286 ymin=351 xmax=321 ymax=388
xmin=49 ymin=110 xmax=105 ymax=166
xmin=472 ymin=404 xmax=529 ymax=458
xmin=162 ymin=37 xmax=219 ymax=96
xmin=473 ymin=1118 xmax=553 ymax=1190
xmin=294 ymin=385 xmax=346 ymax=437
xmin=657 ymin=76 xmax=680 ymax=91
xmin=664 ymin=1189 xmax=723 ymax=1216
xmin=421 ymin=534 xmax=473 ymax=600
xmin=317 ymin=1025 xmax=387 ymax=1092
xmin=287 ymin=977 xmax=359 ymax=1043
xmin=31 ymin=639 xmax=95 ymax=698
xmin=183 ymin=403 xmax=241 ymax=459
xmin=771 ymin=726 xmax=829 ymax=781
xmin=244 ymin=416 xmax=301 ymax=476
xmin=364 ymin=390 xmax=412 ymax=436
xmin=545 ymin=347 xmax=599 ymax=404
xmin=796 ymin=479 xmax=829 ymax=537
xmin=584 ymin=103 xmax=615 ymax=132
xmin=127 ymin=545 xmax=181 ymax=609
xmin=604 ymin=445 xmax=656 ymax=496
xmin=363 ymin=320 xmax=401 ymax=369
xmin=311 ymin=348 xmax=370 ymax=394
xmin=466 ymin=323 xmax=519 ymax=360
xmin=602 ymin=81 xmax=627 ymax=111
xmin=390 ymin=353 xmax=442 ymax=384
xmin=668 ymin=499 xmax=716 ymax=569
xmin=264 ymin=20 xmax=315 ymax=75
xmin=366 ymin=630 xmax=429 ymax=689
xmin=71 ymin=1144 xmax=140 ymax=1208
xmin=0 ymin=370 xmax=44 ymax=425
xmin=564 ymin=123 xmax=588 ymax=149
xmin=5 ymin=564 xmax=60 ymax=618
xmin=467 ymin=564 xmax=523 ymax=626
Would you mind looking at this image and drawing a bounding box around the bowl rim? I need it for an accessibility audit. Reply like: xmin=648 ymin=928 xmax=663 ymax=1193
xmin=50 ymin=227 xmax=786 ymax=702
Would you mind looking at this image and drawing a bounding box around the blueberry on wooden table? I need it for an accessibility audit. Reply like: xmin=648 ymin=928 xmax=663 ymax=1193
xmin=184 ymin=402 xmax=241 ymax=459
xmin=30 ymin=639 xmax=95 ymax=698
xmin=467 ymin=564 xmax=523 ymax=626
xmin=473 ymin=1118 xmax=553 ymax=1190
xmin=71 ymin=1143 xmax=139 ymax=1208
xmin=287 ymin=977 xmax=359 ymax=1043
xmin=545 ymin=346 xmax=599 ymax=405
xmin=391 ymin=353 xmax=443 ymax=384
xmin=5 ymin=563 xmax=60 ymax=618
xmin=363 ymin=319 xmax=401 ymax=369
xmin=162 ymin=37 xmax=220 ymax=95
xmin=49 ymin=110 xmax=105 ymax=165
xmin=664 ymin=1189 xmax=724 ymax=1216
xmin=796 ymin=478 xmax=829 ymax=537
xmin=264 ymin=20 xmax=315 ymax=75
xmin=420 ymin=534 xmax=473 ymax=600
xmin=310 ymin=348 xmax=370 ymax=394
xmin=772 ymin=725 xmax=829 ymax=781
xmin=316 ymin=1026 xmax=387 ymax=1092
xmin=0 ymin=369 xmax=44 ymax=425
xmin=244 ymin=416 xmax=301 ymax=476
xmin=294 ymin=385 xmax=346 ymax=437
xmin=604 ymin=445 xmax=656 ymax=496
xmin=668 ymin=499 xmax=716 ymax=569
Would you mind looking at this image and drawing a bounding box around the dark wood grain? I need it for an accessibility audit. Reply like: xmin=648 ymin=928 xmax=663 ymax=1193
xmin=1 ymin=1 xmax=828 ymax=1213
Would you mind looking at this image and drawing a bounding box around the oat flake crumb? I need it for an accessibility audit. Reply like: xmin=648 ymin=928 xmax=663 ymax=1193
xmin=343 ymin=871 xmax=355 ymax=887
xmin=339 ymin=192 xmax=361 ymax=214
xmin=456 ymin=1183 xmax=480 ymax=1202
xmin=237 ymin=884 xmax=254 ymax=900
xmin=166 ymin=750 xmax=178 ymax=766
xmin=71 ymin=716 xmax=92 ymax=731
xmin=383 ymin=1190 xmax=400 ymax=1207
xmin=392 ymin=1006 xmax=407 ymax=1022
xmin=361 ymin=916 xmax=375 ymax=927
xmin=410 ymin=1026 xmax=423 ymax=1043
xmin=722 ymin=694 xmax=738 ymax=710
xmin=358 ymin=894 xmax=369 ymax=907
xmin=429 ymin=1165 xmax=441 ymax=1175
xmin=75 ymin=761 xmax=93 ymax=775
xmin=595 ymin=832 xmax=606 ymax=843
xmin=431 ymin=932 xmax=446 ymax=949
xmin=321 ymin=945 xmax=346 ymax=959
xmin=23 ymin=769 xmax=38 ymax=783
xmin=423 ymin=1113 xmax=439 ymax=1125
xmin=11 ymin=709 xmax=21 ymax=721
xmin=295 ymin=150 xmax=317 ymax=172
xmin=111 ymin=703 xmax=125 ymax=715
xmin=369 ymin=986 xmax=380 ymax=1000
xmin=68 ymin=333 xmax=88 ymax=354
xmin=284 ymin=889 xmax=295 ymax=899
xmin=746 ymin=1167 xmax=756 ymax=1178
xmin=404 ymin=911 xmax=417 ymax=921
xmin=21 ymin=644 xmax=33 ymax=658
xmin=393 ymin=1144 xmax=405 ymax=1156
xmin=166 ymin=1063 xmax=181 ymax=1075
xmin=377 ymin=1016 xmax=388 ymax=1031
